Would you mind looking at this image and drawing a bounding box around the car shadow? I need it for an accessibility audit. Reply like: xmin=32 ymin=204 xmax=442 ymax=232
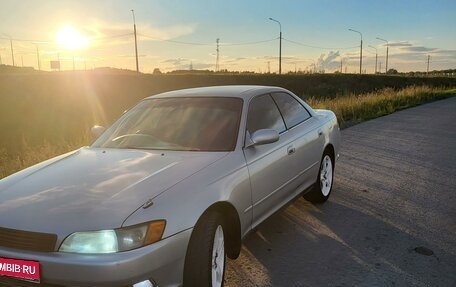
xmin=225 ymin=183 xmax=452 ymax=287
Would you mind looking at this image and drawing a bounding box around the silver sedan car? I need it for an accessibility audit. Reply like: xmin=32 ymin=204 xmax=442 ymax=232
xmin=0 ymin=85 xmax=340 ymax=287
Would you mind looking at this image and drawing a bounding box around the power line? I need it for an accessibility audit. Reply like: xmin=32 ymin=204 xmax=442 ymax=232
xmin=428 ymin=59 xmax=452 ymax=63
xmin=282 ymin=38 xmax=359 ymax=50
xmin=0 ymin=33 xmax=133 ymax=44
xmin=221 ymin=38 xmax=278 ymax=46
xmin=91 ymin=33 xmax=134 ymax=41
xmin=2 ymin=32 xmax=354 ymax=50
xmin=363 ymin=49 xmax=376 ymax=55
xmin=138 ymin=33 xmax=213 ymax=46
xmin=138 ymin=33 xmax=278 ymax=46
xmin=0 ymin=36 xmax=51 ymax=44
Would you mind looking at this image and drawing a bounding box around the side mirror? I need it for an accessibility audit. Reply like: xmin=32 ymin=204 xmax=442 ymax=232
xmin=91 ymin=125 xmax=106 ymax=140
xmin=247 ymin=129 xmax=279 ymax=147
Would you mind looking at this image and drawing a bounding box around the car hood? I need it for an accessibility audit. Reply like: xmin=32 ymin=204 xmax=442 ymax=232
xmin=0 ymin=147 xmax=228 ymax=236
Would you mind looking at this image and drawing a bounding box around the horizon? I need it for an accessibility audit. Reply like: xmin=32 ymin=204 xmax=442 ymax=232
xmin=0 ymin=0 xmax=455 ymax=74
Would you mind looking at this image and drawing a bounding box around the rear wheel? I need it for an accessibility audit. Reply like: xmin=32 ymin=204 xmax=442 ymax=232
xmin=304 ymin=151 xmax=334 ymax=203
xmin=184 ymin=211 xmax=226 ymax=287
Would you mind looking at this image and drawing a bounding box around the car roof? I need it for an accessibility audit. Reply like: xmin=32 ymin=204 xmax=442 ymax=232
xmin=145 ymin=85 xmax=290 ymax=101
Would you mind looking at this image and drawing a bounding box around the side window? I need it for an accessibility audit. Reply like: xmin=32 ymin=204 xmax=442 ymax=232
xmin=247 ymin=94 xmax=286 ymax=134
xmin=271 ymin=92 xmax=311 ymax=129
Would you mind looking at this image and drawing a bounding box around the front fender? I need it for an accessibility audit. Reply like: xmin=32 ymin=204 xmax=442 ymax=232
xmin=122 ymin=151 xmax=252 ymax=239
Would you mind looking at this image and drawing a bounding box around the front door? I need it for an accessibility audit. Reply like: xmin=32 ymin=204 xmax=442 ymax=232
xmin=243 ymin=94 xmax=296 ymax=227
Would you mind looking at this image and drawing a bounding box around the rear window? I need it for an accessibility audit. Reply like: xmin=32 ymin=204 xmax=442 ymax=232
xmin=272 ymin=92 xmax=311 ymax=128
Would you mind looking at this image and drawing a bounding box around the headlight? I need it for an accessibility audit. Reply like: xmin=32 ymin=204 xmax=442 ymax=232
xmin=59 ymin=230 xmax=118 ymax=253
xmin=59 ymin=220 xmax=166 ymax=254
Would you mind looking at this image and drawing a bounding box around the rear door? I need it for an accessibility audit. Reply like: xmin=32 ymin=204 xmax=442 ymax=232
xmin=271 ymin=92 xmax=324 ymax=189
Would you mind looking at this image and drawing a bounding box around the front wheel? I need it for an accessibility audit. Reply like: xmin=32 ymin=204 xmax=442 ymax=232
xmin=304 ymin=152 xmax=334 ymax=203
xmin=184 ymin=211 xmax=226 ymax=287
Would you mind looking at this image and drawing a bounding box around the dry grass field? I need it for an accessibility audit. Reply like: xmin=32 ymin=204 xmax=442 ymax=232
xmin=0 ymin=70 xmax=455 ymax=178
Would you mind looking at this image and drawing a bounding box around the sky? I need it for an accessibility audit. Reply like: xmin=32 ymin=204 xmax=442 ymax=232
xmin=0 ymin=0 xmax=455 ymax=73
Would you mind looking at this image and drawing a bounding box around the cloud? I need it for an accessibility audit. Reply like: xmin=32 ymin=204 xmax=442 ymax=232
xmin=374 ymin=41 xmax=455 ymax=66
xmin=116 ymin=54 xmax=148 ymax=58
xmin=223 ymin=57 xmax=247 ymax=63
xmin=316 ymin=51 xmax=340 ymax=71
xmin=389 ymin=52 xmax=429 ymax=61
xmin=402 ymin=46 xmax=437 ymax=52
xmin=388 ymin=41 xmax=412 ymax=47
xmin=381 ymin=41 xmax=439 ymax=54
xmin=160 ymin=58 xmax=189 ymax=65
xmin=158 ymin=57 xmax=214 ymax=71
xmin=137 ymin=24 xmax=196 ymax=40
xmin=191 ymin=62 xmax=213 ymax=70
xmin=340 ymin=51 xmax=360 ymax=60
xmin=433 ymin=49 xmax=456 ymax=57
xmin=160 ymin=58 xmax=191 ymax=70
xmin=256 ymin=55 xmax=301 ymax=61
xmin=388 ymin=47 xmax=456 ymax=63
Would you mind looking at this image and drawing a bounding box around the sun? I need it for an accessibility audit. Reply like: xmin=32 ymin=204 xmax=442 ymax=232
xmin=55 ymin=25 xmax=89 ymax=50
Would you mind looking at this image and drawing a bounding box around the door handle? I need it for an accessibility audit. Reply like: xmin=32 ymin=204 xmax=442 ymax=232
xmin=318 ymin=129 xmax=323 ymax=136
xmin=287 ymin=146 xmax=296 ymax=155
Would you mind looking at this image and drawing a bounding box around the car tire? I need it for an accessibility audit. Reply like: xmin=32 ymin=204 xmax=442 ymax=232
xmin=304 ymin=151 xmax=334 ymax=203
xmin=183 ymin=211 xmax=226 ymax=287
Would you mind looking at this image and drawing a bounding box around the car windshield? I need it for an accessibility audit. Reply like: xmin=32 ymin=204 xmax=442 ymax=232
xmin=92 ymin=97 xmax=243 ymax=151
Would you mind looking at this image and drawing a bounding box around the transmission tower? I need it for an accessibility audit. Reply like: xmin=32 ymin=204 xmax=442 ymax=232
xmin=216 ymin=38 xmax=220 ymax=72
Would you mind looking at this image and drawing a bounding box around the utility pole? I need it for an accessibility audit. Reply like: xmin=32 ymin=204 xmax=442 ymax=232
xmin=216 ymin=38 xmax=220 ymax=72
xmin=131 ymin=9 xmax=139 ymax=73
xmin=269 ymin=18 xmax=282 ymax=74
xmin=374 ymin=51 xmax=377 ymax=74
xmin=348 ymin=29 xmax=362 ymax=74
xmin=268 ymin=61 xmax=270 ymax=73
xmin=426 ymin=55 xmax=430 ymax=75
xmin=10 ymin=37 xmax=15 ymax=66
xmin=21 ymin=55 xmax=24 ymax=67
xmin=35 ymin=44 xmax=41 ymax=71
xmin=379 ymin=62 xmax=382 ymax=73
xmin=368 ymin=45 xmax=378 ymax=74
xmin=376 ymin=37 xmax=388 ymax=73
xmin=340 ymin=59 xmax=343 ymax=73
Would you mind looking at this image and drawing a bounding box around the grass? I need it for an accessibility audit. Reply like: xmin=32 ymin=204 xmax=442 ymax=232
xmin=0 ymin=135 xmax=89 ymax=179
xmin=307 ymin=85 xmax=456 ymax=128
xmin=0 ymin=85 xmax=454 ymax=179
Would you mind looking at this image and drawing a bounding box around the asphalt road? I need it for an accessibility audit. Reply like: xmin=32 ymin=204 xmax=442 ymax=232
xmin=225 ymin=97 xmax=456 ymax=287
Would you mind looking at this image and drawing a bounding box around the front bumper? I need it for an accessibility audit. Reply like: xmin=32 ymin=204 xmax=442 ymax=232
xmin=0 ymin=228 xmax=192 ymax=287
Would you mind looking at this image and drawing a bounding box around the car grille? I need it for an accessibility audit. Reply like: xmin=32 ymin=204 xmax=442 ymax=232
xmin=0 ymin=227 xmax=57 ymax=252
xmin=0 ymin=277 xmax=63 ymax=287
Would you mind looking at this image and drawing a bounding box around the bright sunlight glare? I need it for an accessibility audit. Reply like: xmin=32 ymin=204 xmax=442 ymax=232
xmin=55 ymin=25 xmax=89 ymax=50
